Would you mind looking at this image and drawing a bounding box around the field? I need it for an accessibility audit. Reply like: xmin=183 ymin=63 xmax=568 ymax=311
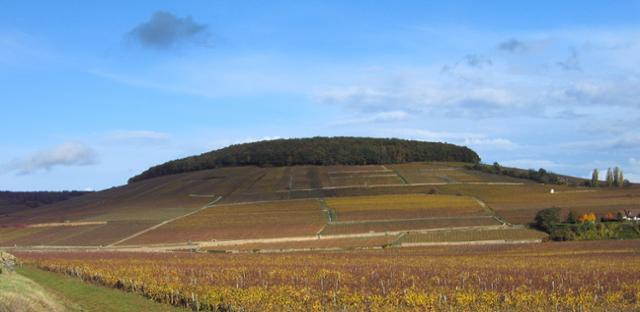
xmin=203 ymin=235 xmax=400 ymax=252
xmin=435 ymin=184 xmax=640 ymax=224
xmin=14 ymin=240 xmax=640 ymax=311
xmin=0 ymin=221 xmax=157 ymax=247
xmin=120 ymin=193 xmax=497 ymax=246
xmin=319 ymin=217 xmax=501 ymax=236
xmin=0 ymin=167 xmax=265 ymax=227
xmin=1 ymin=163 xmax=639 ymax=248
xmin=326 ymin=167 xmax=405 ymax=188
xmin=388 ymin=163 xmax=527 ymax=184
xmin=125 ymin=199 xmax=327 ymax=245
xmin=3 ymin=161 xmax=640 ymax=311
xmin=400 ymin=228 xmax=548 ymax=244
xmin=325 ymin=194 xmax=487 ymax=221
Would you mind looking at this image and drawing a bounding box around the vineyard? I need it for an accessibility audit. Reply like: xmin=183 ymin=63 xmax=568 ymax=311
xmin=399 ymin=228 xmax=548 ymax=244
xmin=203 ymin=235 xmax=400 ymax=252
xmin=319 ymin=217 xmax=501 ymax=236
xmin=325 ymin=194 xmax=487 ymax=221
xmin=436 ymin=184 xmax=640 ymax=224
xmin=0 ymin=221 xmax=157 ymax=246
xmin=126 ymin=200 xmax=326 ymax=245
xmin=1 ymin=162 xmax=638 ymax=250
xmin=14 ymin=240 xmax=640 ymax=311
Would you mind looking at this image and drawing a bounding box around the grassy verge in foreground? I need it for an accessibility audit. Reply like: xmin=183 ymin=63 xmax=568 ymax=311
xmin=17 ymin=266 xmax=188 ymax=312
xmin=0 ymin=270 xmax=78 ymax=312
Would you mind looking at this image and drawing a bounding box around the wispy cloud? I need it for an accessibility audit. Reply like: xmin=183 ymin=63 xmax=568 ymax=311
xmin=2 ymin=142 xmax=98 ymax=175
xmin=388 ymin=128 xmax=518 ymax=150
xmin=463 ymin=54 xmax=492 ymax=68
xmin=0 ymin=30 xmax=57 ymax=67
xmin=497 ymin=38 xmax=529 ymax=53
xmin=333 ymin=110 xmax=409 ymax=125
xmin=127 ymin=11 xmax=210 ymax=50
xmin=314 ymin=28 xmax=640 ymax=120
xmin=107 ymin=130 xmax=171 ymax=145
xmin=556 ymin=47 xmax=581 ymax=71
xmin=501 ymin=159 xmax=560 ymax=170
xmin=314 ymin=72 xmax=521 ymax=118
xmin=561 ymin=133 xmax=640 ymax=151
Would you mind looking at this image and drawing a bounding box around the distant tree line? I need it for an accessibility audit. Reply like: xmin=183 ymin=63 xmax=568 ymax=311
xmin=129 ymin=137 xmax=480 ymax=183
xmin=589 ymin=167 xmax=630 ymax=187
xmin=0 ymin=191 xmax=91 ymax=209
xmin=468 ymin=162 xmax=581 ymax=185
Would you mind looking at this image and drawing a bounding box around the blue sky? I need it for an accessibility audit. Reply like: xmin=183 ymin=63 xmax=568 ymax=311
xmin=1 ymin=1 xmax=640 ymax=190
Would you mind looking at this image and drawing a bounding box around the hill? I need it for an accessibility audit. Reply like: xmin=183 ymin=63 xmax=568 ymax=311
xmin=128 ymin=137 xmax=480 ymax=183
xmin=0 ymin=191 xmax=91 ymax=217
xmin=2 ymin=159 xmax=638 ymax=249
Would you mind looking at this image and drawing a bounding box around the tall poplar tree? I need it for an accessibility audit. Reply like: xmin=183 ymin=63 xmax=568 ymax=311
xmin=617 ymin=168 xmax=625 ymax=187
xmin=606 ymin=168 xmax=614 ymax=187
xmin=591 ymin=169 xmax=599 ymax=187
xmin=613 ymin=167 xmax=621 ymax=187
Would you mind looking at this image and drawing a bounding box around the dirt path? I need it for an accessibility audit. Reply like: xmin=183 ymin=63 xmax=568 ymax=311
xmin=471 ymin=196 xmax=511 ymax=225
xmin=400 ymin=239 xmax=543 ymax=247
xmin=106 ymin=196 xmax=222 ymax=247
xmin=328 ymin=215 xmax=495 ymax=225
xmin=26 ymin=221 xmax=107 ymax=228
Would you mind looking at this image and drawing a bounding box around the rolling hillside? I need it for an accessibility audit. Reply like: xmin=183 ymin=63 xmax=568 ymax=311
xmin=1 ymin=138 xmax=638 ymax=250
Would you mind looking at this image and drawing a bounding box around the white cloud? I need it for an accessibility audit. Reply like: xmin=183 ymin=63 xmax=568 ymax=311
xmin=388 ymin=128 xmax=517 ymax=150
xmin=2 ymin=142 xmax=98 ymax=175
xmin=501 ymin=159 xmax=560 ymax=170
xmin=561 ymin=133 xmax=640 ymax=151
xmin=313 ymin=27 xmax=640 ymax=120
xmin=462 ymin=137 xmax=518 ymax=150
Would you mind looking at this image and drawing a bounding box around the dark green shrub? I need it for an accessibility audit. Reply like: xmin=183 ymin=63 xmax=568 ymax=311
xmin=550 ymin=228 xmax=576 ymax=241
xmin=534 ymin=208 xmax=561 ymax=233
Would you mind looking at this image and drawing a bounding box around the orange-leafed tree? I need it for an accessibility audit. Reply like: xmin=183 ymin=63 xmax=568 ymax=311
xmin=577 ymin=212 xmax=597 ymax=223
xmin=602 ymin=212 xmax=616 ymax=222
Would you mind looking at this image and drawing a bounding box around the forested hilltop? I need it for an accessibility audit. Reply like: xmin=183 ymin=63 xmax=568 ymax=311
xmin=0 ymin=191 xmax=91 ymax=215
xmin=129 ymin=137 xmax=480 ymax=183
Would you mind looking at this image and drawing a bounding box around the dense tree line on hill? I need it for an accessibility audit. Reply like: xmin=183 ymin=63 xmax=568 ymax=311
xmin=468 ymin=162 xmax=585 ymax=185
xmin=0 ymin=191 xmax=91 ymax=209
xmin=129 ymin=137 xmax=480 ymax=183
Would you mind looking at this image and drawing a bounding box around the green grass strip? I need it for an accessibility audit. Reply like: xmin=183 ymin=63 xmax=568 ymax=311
xmin=17 ymin=266 xmax=189 ymax=312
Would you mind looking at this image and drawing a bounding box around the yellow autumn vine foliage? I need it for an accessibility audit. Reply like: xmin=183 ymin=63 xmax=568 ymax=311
xmin=14 ymin=240 xmax=640 ymax=311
